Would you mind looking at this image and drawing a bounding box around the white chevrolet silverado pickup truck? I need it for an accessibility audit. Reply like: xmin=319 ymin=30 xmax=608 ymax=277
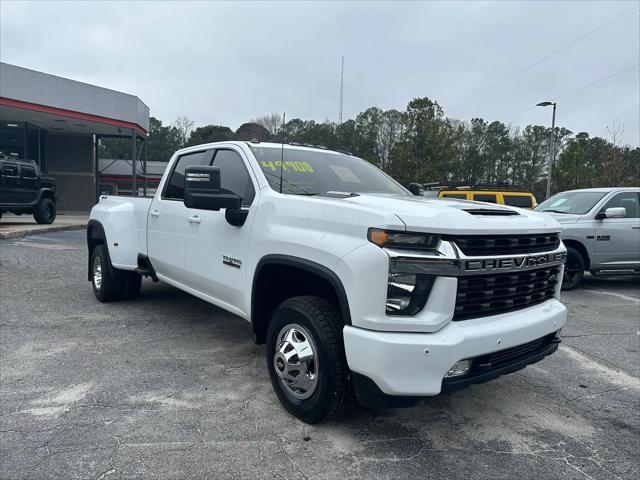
xmin=88 ymin=141 xmax=567 ymax=423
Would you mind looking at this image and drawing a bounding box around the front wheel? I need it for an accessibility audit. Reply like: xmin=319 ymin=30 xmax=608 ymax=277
xmin=266 ymin=296 xmax=353 ymax=424
xmin=562 ymin=247 xmax=585 ymax=291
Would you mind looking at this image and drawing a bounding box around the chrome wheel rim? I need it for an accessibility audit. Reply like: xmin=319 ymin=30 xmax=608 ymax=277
xmin=273 ymin=324 xmax=319 ymax=400
xmin=93 ymin=256 xmax=102 ymax=290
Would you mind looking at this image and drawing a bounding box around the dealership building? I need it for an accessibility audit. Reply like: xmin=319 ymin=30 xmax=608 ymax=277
xmin=0 ymin=63 xmax=151 ymax=211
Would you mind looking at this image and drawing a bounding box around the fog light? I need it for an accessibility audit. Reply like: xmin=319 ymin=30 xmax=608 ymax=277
xmin=445 ymin=360 xmax=471 ymax=378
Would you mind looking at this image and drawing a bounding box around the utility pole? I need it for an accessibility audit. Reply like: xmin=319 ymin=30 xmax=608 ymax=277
xmin=339 ymin=56 xmax=344 ymax=124
xmin=537 ymin=101 xmax=557 ymax=199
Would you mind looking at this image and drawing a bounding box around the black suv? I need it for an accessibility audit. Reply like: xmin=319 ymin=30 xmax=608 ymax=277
xmin=0 ymin=158 xmax=57 ymax=224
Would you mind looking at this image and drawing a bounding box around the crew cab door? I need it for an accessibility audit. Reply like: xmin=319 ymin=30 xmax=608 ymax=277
xmin=593 ymin=192 xmax=640 ymax=267
xmin=147 ymin=149 xmax=213 ymax=285
xmin=184 ymin=147 xmax=257 ymax=314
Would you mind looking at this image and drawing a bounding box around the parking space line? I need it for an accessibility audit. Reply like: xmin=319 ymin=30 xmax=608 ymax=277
xmin=582 ymin=287 xmax=640 ymax=304
xmin=559 ymin=344 xmax=640 ymax=388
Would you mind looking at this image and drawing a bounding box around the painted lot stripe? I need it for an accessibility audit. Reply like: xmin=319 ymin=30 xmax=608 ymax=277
xmin=559 ymin=344 xmax=640 ymax=388
xmin=583 ymin=287 xmax=640 ymax=304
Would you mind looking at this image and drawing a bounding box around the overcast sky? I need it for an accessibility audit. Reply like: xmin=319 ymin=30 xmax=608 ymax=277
xmin=1 ymin=1 xmax=638 ymax=145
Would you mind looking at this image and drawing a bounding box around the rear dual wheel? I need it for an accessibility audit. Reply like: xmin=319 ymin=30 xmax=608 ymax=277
xmin=91 ymin=244 xmax=141 ymax=302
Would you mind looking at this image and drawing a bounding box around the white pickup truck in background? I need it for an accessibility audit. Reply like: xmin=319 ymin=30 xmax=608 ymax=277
xmin=88 ymin=141 xmax=567 ymax=423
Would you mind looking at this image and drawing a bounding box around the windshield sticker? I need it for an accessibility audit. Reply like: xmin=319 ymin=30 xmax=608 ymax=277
xmin=261 ymin=161 xmax=314 ymax=173
xmin=329 ymin=165 xmax=362 ymax=183
xmin=550 ymin=198 xmax=567 ymax=207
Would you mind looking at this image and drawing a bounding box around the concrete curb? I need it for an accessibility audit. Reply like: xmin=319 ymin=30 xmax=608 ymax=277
xmin=0 ymin=223 xmax=87 ymax=240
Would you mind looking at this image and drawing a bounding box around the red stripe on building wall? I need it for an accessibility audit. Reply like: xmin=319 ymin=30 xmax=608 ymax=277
xmin=98 ymin=175 xmax=161 ymax=183
xmin=0 ymin=97 xmax=148 ymax=136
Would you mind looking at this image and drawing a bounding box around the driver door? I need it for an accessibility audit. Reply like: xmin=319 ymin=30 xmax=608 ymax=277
xmin=593 ymin=192 xmax=640 ymax=267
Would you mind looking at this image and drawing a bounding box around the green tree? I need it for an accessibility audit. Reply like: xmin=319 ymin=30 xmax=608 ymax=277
xmin=148 ymin=116 xmax=182 ymax=162
xmin=187 ymin=125 xmax=234 ymax=146
xmin=235 ymin=122 xmax=272 ymax=141
xmin=392 ymin=97 xmax=458 ymax=184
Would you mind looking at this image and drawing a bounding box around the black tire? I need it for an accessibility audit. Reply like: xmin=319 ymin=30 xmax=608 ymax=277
xmin=122 ymin=271 xmax=142 ymax=299
xmin=562 ymin=247 xmax=585 ymax=291
xmin=266 ymin=296 xmax=353 ymax=424
xmin=33 ymin=198 xmax=56 ymax=224
xmin=91 ymin=244 xmax=124 ymax=302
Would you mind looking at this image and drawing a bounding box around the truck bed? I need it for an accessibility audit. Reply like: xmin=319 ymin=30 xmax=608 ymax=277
xmin=89 ymin=195 xmax=153 ymax=270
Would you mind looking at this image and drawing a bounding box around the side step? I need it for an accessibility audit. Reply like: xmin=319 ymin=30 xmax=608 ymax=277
xmin=136 ymin=254 xmax=159 ymax=282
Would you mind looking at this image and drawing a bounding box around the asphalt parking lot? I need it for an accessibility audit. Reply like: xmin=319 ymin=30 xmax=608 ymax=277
xmin=1 ymin=230 xmax=638 ymax=480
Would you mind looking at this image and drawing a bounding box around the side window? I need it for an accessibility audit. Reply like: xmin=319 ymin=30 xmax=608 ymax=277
xmin=20 ymin=166 xmax=36 ymax=179
xmin=602 ymin=192 xmax=639 ymax=218
xmin=504 ymin=195 xmax=533 ymax=208
xmin=442 ymin=193 xmax=467 ymax=199
xmin=163 ymin=151 xmax=211 ymax=200
xmin=2 ymin=164 xmax=19 ymax=177
xmin=474 ymin=193 xmax=497 ymax=203
xmin=212 ymin=149 xmax=255 ymax=206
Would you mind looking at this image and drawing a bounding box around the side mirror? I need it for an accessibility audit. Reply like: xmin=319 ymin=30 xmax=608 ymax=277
xmin=604 ymin=207 xmax=626 ymax=218
xmin=408 ymin=183 xmax=424 ymax=196
xmin=183 ymin=166 xmax=241 ymax=211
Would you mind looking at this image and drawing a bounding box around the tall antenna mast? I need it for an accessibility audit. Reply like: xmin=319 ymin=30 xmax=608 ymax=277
xmin=279 ymin=112 xmax=286 ymax=194
xmin=339 ymin=56 xmax=344 ymax=124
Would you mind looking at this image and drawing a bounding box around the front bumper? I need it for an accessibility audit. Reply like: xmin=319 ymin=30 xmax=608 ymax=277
xmin=343 ymin=298 xmax=566 ymax=400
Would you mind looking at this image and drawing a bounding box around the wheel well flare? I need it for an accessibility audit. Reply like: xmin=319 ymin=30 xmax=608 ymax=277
xmin=251 ymin=256 xmax=351 ymax=344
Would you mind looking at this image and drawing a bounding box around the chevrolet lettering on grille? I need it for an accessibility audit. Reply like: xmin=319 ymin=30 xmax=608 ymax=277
xmin=464 ymin=252 xmax=567 ymax=273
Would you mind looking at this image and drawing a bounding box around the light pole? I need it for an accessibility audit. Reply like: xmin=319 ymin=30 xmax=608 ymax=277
xmin=537 ymin=101 xmax=556 ymax=199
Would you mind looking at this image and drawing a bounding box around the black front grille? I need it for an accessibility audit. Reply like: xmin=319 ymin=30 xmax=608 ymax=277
xmin=441 ymin=333 xmax=559 ymax=393
xmin=480 ymin=333 xmax=556 ymax=368
xmin=454 ymin=266 xmax=560 ymax=320
xmin=447 ymin=233 xmax=560 ymax=256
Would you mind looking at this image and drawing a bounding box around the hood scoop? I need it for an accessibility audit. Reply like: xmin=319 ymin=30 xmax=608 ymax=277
xmin=463 ymin=208 xmax=520 ymax=216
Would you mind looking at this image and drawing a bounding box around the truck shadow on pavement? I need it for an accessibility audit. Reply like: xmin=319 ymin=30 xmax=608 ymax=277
xmin=113 ymin=279 xmax=630 ymax=479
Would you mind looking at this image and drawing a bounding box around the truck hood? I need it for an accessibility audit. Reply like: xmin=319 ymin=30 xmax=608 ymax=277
xmin=536 ymin=212 xmax=582 ymax=224
xmin=343 ymin=194 xmax=562 ymax=234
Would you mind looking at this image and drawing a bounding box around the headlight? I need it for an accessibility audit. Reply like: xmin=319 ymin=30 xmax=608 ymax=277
xmin=386 ymin=269 xmax=435 ymax=316
xmin=368 ymin=228 xmax=440 ymax=250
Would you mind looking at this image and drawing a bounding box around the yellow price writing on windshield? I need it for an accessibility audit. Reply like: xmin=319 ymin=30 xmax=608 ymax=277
xmin=261 ymin=161 xmax=314 ymax=173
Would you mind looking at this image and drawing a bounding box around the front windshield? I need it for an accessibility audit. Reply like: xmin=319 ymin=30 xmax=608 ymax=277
xmin=250 ymin=146 xmax=409 ymax=196
xmin=534 ymin=191 xmax=606 ymax=215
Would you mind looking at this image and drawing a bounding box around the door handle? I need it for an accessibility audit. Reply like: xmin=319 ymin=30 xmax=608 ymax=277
xmin=632 ymin=226 xmax=640 ymax=229
xmin=150 ymin=210 xmax=160 ymax=217
xmin=188 ymin=215 xmax=201 ymax=224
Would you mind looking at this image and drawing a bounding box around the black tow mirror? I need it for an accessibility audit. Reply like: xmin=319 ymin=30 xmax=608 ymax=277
xmin=408 ymin=183 xmax=424 ymax=196
xmin=183 ymin=166 xmax=241 ymax=211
